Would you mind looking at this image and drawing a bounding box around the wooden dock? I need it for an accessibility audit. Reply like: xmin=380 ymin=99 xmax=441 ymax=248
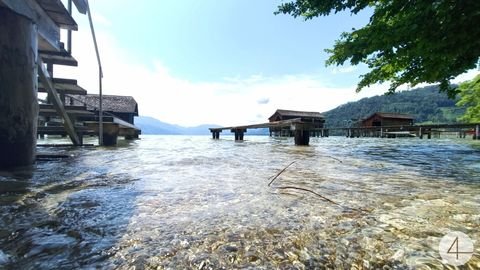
xmin=210 ymin=118 xmax=329 ymax=145
xmin=210 ymin=121 xmax=480 ymax=146
xmin=337 ymin=123 xmax=480 ymax=139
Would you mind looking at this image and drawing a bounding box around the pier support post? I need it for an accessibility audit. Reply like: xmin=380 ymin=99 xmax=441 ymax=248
xmin=0 ymin=8 xmax=38 ymax=168
xmin=102 ymin=123 xmax=119 ymax=146
xmin=292 ymin=124 xmax=310 ymax=146
xmin=231 ymin=129 xmax=246 ymax=141
xmin=211 ymin=130 xmax=221 ymax=139
xmin=294 ymin=129 xmax=310 ymax=145
xmin=474 ymin=125 xmax=479 ymax=140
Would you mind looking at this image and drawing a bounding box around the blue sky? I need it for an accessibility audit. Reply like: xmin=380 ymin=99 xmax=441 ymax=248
xmin=58 ymin=0 xmax=475 ymax=126
xmin=94 ymin=0 xmax=370 ymax=83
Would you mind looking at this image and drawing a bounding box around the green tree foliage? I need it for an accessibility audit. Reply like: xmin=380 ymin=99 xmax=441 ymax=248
xmin=276 ymin=1 xmax=480 ymax=98
xmin=323 ymin=85 xmax=466 ymax=129
xmin=457 ymin=75 xmax=480 ymax=122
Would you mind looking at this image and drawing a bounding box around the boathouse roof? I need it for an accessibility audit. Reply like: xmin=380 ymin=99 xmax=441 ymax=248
xmin=72 ymin=94 xmax=139 ymax=115
xmin=268 ymin=109 xmax=324 ymax=121
xmin=363 ymin=112 xmax=414 ymax=120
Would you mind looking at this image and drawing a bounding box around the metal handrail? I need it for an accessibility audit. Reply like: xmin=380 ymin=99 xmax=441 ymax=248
xmin=86 ymin=0 xmax=104 ymax=145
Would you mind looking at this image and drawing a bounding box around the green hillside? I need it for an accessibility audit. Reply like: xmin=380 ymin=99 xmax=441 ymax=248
xmin=323 ymin=85 xmax=466 ymax=128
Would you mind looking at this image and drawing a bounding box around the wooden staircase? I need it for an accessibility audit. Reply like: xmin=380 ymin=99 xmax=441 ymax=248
xmin=35 ymin=1 xmax=141 ymax=146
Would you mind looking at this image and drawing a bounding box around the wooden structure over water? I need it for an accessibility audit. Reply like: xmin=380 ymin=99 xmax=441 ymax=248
xmin=210 ymin=109 xmax=480 ymax=146
xmin=361 ymin=112 xmax=414 ymax=127
xmin=0 ymin=0 xmax=140 ymax=168
xmin=268 ymin=109 xmax=325 ymax=137
xmin=339 ymin=123 xmax=480 ymax=139
xmin=210 ymin=110 xmax=327 ymax=145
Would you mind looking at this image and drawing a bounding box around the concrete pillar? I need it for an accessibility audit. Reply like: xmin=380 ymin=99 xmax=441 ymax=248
xmin=0 ymin=8 xmax=38 ymax=168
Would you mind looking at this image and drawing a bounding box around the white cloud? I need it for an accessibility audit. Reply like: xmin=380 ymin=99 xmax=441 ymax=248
xmin=330 ymin=65 xmax=357 ymax=74
xmin=55 ymin=16 xmax=388 ymax=127
xmin=452 ymin=68 xmax=479 ymax=84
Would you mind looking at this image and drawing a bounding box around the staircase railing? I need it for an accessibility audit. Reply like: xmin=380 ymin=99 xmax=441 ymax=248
xmin=86 ymin=0 xmax=104 ymax=145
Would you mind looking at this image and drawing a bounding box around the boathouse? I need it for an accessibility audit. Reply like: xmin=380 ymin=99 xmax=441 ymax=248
xmin=361 ymin=112 xmax=414 ymax=127
xmin=71 ymin=94 xmax=139 ymax=125
xmin=268 ymin=109 xmax=325 ymax=136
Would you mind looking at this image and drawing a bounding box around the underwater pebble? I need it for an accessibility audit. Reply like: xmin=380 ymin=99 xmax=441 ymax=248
xmin=223 ymin=245 xmax=238 ymax=253
xmin=0 ymin=250 xmax=10 ymax=265
xmin=245 ymin=253 xmax=259 ymax=262
xmin=390 ymin=249 xmax=404 ymax=261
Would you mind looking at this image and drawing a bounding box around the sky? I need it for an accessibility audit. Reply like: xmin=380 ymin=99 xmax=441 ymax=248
xmin=56 ymin=0 xmax=478 ymax=127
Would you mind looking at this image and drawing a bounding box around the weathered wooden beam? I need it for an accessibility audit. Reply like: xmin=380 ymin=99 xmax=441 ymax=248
xmin=0 ymin=0 xmax=61 ymax=51
xmin=102 ymin=123 xmax=119 ymax=146
xmin=37 ymin=0 xmax=78 ymax=30
xmin=38 ymin=58 xmax=81 ymax=145
xmin=0 ymin=7 xmax=38 ymax=168
xmin=72 ymin=0 xmax=87 ymax=14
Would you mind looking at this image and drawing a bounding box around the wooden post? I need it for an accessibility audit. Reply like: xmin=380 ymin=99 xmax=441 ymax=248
xmin=231 ymin=129 xmax=245 ymax=141
xmin=427 ymin=129 xmax=431 ymax=139
xmin=475 ymin=125 xmax=479 ymax=140
xmin=102 ymin=123 xmax=119 ymax=146
xmin=0 ymin=8 xmax=38 ymax=168
xmin=292 ymin=124 xmax=310 ymax=145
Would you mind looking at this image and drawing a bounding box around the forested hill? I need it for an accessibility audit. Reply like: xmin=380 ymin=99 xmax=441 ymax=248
xmin=323 ymin=85 xmax=466 ymax=128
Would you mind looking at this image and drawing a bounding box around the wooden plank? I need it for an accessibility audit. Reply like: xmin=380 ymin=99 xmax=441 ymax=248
xmin=37 ymin=125 xmax=94 ymax=135
xmin=36 ymin=0 xmax=78 ymax=30
xmin=112 ymin=116 xmax=141 ymax=130
xmin=49 ymin=78 xmax=77 ymax=84
xmin=39 ymin=108 xmax=94 ymax=117
xmin=39 ymin=49 xmax=78 ymax=66
xmin=38 ymin=83 xmax=87 ymax=95
xmin=209 ymin=118 xmax=305 ymax=132
xmin=40 ymin=104 xmax=86 ymax=110
xmin=37 ymin=58 xmax=81 ymax=145
xmin=72 ymin=0 xmax=87 ymax=14
xmin=0 ymin=0 xmax=61 ymax=51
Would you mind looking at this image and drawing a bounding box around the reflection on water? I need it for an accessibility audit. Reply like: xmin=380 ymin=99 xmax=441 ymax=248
xmin=0 ymin=135 xmax=479 ymax=269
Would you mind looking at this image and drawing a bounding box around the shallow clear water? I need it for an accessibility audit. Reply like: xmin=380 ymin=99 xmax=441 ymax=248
xmin=0 ymin=135 xmax=479 ymax=269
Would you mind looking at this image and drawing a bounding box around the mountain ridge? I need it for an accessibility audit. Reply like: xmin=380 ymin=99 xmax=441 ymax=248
xmin=322 ymin=85 xmax=465 ymax=128
xmin=134 ymin=116 xmax=221 ymax=135
xmin=135 ymin=85 xmax=466 ymax=135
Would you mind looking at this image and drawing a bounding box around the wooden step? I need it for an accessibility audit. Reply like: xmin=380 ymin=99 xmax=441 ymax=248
xmin=38 ymin=79 xmax=87 ymax=95
xmin=39 ymin=49 xmax=78 ymax=66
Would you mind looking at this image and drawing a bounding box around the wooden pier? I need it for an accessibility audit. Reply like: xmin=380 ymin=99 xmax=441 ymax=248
xmin=338 ymin=123 xmax=480 ymax=139
xmin=211 ymin=121 xmax=480 ymax=146
xmin=210 ymin=118 xmax=329 ymax=146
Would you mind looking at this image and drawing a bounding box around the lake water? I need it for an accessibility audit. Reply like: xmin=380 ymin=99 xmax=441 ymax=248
xmin=0 ymin=135 xmax=479 ymax=269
